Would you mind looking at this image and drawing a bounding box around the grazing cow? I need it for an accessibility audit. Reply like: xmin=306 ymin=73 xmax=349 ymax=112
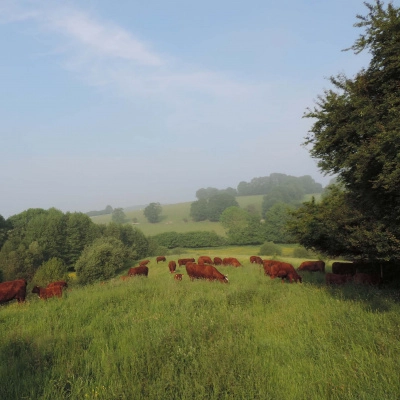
xmin=32 ymin=285 xmax=63 ymax=299
xmin=46 ymin=280 xmax=68 ymax=289
xmin=174 ymin=274 xmax=183 ymax=281
xmin=223 ymin=257 xmax=242 ymax=267
xmin=262 ymin=259 xmax=281 ymax=276
xmin=0 ymin=279 xmax=27 ymax=304
xmin=139 ymin=260 xmax=150 ymax=266
xmin=353 ymin=272 xmax=381 ymax=286
xmin=198 ymin=256 xmax=213 ymax=265
xmin=178 ymin=258 xmax=195 ymax=266
xmin=297 ymin=260 xmax=325 ymax=273
xmin=213 ymin=257 xmax=223 ymax=265
xmin=128 ymin=266 xmax=149 ymax=277
xmin=156 ymin=256 xmax=166 ymax=263
xmin=325 ymin=273 xmax=353 ymax=285
xmin=250 ymin=256 xmax=263 ymax=265
xmin=168 ymin=261 xmax=177 ymax=273
xmin=268 ymin=261 xmax=302 ymax=283
xmin=185 ymin=263 xmax=228 ymax=283
xmin=332 ymin=262 xmax=357 ymax=275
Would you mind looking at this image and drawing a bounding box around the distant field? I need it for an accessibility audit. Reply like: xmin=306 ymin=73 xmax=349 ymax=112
xmin=90 ymin=194 xmax=319 ymax=237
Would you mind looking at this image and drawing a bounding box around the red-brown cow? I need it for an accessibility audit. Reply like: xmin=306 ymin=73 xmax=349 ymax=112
xmin=198 ymin=256 xmax=213 ymax=265
xmin=128 ymin=266 xmax=149 ymax=277
xmin=332 ymin=262 xmax=357 ymax=275
xmin=46 ymin=280 xmax=68 ymax=289
xmin=168 ymin=261 xmax=177 ymax=273
xmin=185 ymin=263 xmax=228 ymax=283
xmin=139 ymin=260 xmax=150 ymax=266
xmin=250 ymin=256 xmax=263 ymax=265
xmin=325 ymin=273 xmax=353 ymax=285
xmin=174 ymin=274 xmax=183 ymax=281
xmin=223 ymin=257 xmax=242 ymax=267
xmin=0 ymin=279 xmax=27 ymax=304
xmin=297 ymin=260 xmax=325 ymax=273
xmin=156 ymin=256 xmax=166 ymax=263
xmin=178 ymin=258 xmax=195 ymax=266
xmin=268 ymin=261 xmax=302 ymax=283
xmin=353 ymin=272 xmax=381 ymax=286
xmin=262 ymin=259 xmax=280 ymax=276
xmin=213 ymin=257 xmax=223 ymax=265
xmin=32 ymin=285 xmax=63 ymax=299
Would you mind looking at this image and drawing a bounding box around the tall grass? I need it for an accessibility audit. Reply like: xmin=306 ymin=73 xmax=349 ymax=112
xmin=1 ymin=258 xmax=399 ymax=399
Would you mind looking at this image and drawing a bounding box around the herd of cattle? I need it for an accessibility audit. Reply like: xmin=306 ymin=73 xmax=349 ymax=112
xmin=0 ymin=256 xmax=381 ymax=306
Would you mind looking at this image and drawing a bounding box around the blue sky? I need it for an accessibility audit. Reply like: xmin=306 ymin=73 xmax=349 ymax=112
xmin=0 ymin=0 xmax=378 ymax=217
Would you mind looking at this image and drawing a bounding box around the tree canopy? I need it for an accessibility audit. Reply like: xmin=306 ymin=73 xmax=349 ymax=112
xmin=143 ymin=202 xmax=163 ymax=223
xmin=289 ymin=1 xmax=400 ymax=262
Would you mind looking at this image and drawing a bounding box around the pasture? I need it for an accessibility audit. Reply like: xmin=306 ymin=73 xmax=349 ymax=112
xmin=1 ymin=253 xmax=400 ymax=399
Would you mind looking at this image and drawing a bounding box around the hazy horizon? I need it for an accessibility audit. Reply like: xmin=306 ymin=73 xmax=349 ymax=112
xmin=1 ymin=1 xmax=372 ymax=218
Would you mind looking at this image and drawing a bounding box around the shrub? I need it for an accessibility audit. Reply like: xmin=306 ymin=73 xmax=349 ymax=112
xmin=293 ymin=246 xmax=315 ymax=258
xmin=258 ymin=242 xmax=282 ymax=256
xmin=33 ymin=257 xmax=69 ymax=287
xmin=75 ymin=237 xmax=127 ymax=285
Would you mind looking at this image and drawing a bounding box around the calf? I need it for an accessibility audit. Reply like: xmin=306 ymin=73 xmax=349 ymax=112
xmin=32 ymin=285 xmax=63 ymax=299
xmin=174 ymin=274 xmax=183 ymax=281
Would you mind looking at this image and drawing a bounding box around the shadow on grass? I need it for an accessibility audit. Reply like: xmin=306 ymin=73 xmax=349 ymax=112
xmin=299 ymin=271 xmax=400 ymax=313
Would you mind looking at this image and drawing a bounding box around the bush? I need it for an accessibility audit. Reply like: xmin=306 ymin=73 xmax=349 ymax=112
xmin=258 ymin=242 xmax=282 ymax=256
xmin=33 ymin=257 xmax=69 ymax=287
xmin=293 ymin=246 xmax=315 ymax=258
xmin=75 ymin=237 xmax=127 ymax=285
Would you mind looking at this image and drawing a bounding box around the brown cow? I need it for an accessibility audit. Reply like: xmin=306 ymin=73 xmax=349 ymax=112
xmin=0 ymin=279 xmax=27 ymax=304
xmin=46 ymin=280 xmax=68 ymax=289
xmin=297 ymin=260 xmax=325 ymax=273
xmin=198 ymin=256 xmax=213 ymax=265
xmin=156 ymin=256 xmax=166 ymax=263
xmin=32 ymin=285 xmax=63 ymax=299
xmin=250 ymin=256 xmax=263 ymax=265
xmin=213 ymin=257 xmax=223 ymax=265
xmin=174 ymin=273 xmax=183 ymax=281
xmin=325 ymin=273 xmax=353 ymax=285
xmin=168 ymin=261 xmax=177 ymax=273
xmin=128 ymin=266 xmax=149 ymax=277
xmin=178 ymin=258 xmax=195 ymax=266
xmin=332 ymin=262 xmax=357 ymax=275
xmin=139 ymin=260 xmax=150 ymax=266
xmin=186 ymin=263 xmax=228 ymax=283
xmin=353 ymin=272 xmax=381 ymax=286
xmin=269 ymin=261 xmax=302 ymax=283
xmin=263 ymin=259 xmax=280 ymax=276
xmin=223 ymin=257 xmax=242 ymax=267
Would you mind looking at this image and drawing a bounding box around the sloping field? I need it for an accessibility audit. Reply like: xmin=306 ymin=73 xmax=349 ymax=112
xmin=1 ymin=255 xmax=399 ymax=399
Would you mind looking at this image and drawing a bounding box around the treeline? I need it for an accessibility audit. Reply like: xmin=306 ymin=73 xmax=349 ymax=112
xmin=85 ymin=205 xmax=113 ymax=217
xmin=195 ymin=173 xmax=323 ymax=199
xmin=0 ymin=208 xmax=149 ymax=284
xmin=150 ymin=231 xmax=227 ymax=249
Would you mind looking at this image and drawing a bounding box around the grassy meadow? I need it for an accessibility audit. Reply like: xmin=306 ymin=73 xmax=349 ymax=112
xmin=1 ymin=252 xmax=400 ymax=399
xmin=90 ymin=195 xmax=267 ymax=236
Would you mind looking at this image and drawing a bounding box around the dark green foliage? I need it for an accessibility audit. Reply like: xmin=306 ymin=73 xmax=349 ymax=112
xmin=263 ymin=203 xmax=295 ymax=243
xmin=111 ymin=207 xmax=127 ymax=224
xmin=75 ymin=237 xmax=127 ymax=284
xmin=0 ymin=214 xmax=11 ymax=250
xmin=196 ymin=186 xmax=238 ymax=200
xmin=292 ymin=246 xmax=316 ymax=258
xmin=190 ymin=199 xmax=208 ymax=221
xmin=258 ymin=241 xmax=282 ymax=256
xmin=33 ymin=257 xmax=69 ymax=287
xmin=143 ymin=202 xmax=163 ymax=223
xmin=237 ymin=173 xmax=323 ymax=196
xmin=85 ymin=205 xmax=113 ymax=217
xmin=220 ymin=207 xmax=265 ymax=245
xmin=296 ymin=1 xmax=400 ymax=262
xmin=151 ymin=231 xmax=227 ymax=248
xmin=262 ymin=184 xmax=305 ymax=216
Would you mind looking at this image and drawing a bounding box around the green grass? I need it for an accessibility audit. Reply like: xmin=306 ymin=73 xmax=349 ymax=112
xmin=1 ymin=253 xmax=400 ymax=399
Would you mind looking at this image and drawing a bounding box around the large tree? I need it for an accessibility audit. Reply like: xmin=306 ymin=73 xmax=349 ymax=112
xmin=289 ymin=1 xmax=400 ymax=262
xmin=143 ymin=202 xmax=163 ymax=223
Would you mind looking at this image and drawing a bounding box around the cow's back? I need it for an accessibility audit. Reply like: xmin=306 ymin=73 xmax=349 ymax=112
xmin=0 ymin=279 xmax=27 ymax=304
